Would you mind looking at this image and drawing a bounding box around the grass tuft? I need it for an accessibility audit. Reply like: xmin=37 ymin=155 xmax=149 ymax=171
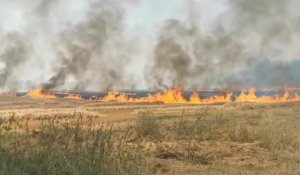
xmin=0 ymin=113 xmax=148 ymax=175
xmin=229 ymin=123 xmax=255 ymax=143
xmin=135 ymin=112 xmax=161 ymax=140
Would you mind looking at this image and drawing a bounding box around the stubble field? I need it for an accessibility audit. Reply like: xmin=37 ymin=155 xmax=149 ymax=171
xmin=0 ymin=96 xmax=299 ymax=175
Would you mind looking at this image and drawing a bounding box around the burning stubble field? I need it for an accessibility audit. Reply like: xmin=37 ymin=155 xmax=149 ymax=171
xmin=0 ymin=96 xmax=299 ymax=175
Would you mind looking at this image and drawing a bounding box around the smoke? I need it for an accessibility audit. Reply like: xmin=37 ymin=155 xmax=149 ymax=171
xmin=39 ymin=0 xmax=129 ymax=91
xmin=227 ymin=59 xmax=300 ymax=89
xmin=146 ymin=0 xmax=300 ymax=89
xmin=228 ymin=0 xmax=300 ymax=61
xmin=1 ymin=0 xmax=300 ymax=92
xmin=0 ymin=33 xmax=30 ymax=90
xmin=145 ymin=19 xmax=194 ymax=88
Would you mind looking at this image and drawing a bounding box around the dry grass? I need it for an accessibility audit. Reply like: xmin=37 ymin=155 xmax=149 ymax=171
xmin=131 ymin=104 xmax=300 ymax=174
xmin=0 ymin=113 xmax=148 ymax=175
xmin=0 ymin=97 xmax=299 ymax=174
xmin=135 ymin=112 xmax=162 ymax=140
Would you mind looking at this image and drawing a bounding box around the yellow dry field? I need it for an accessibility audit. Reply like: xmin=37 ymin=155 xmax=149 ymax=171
xmin=0 ymin=96 xmax=206 ymax=127
xmin=0 ymin=96 xmax=299 ymax=175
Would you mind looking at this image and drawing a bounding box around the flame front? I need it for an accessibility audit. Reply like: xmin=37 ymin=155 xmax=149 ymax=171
xmin=101 ymin=87 xmax=188 ymax=104
xmin=100 ymin=87 xmax=232 ymax=105
xmin=102 ymin=90 xmax=130 ymax=103
xmin=202 ymin=92 xmax=233 ymax=105
xmin=189 ymin=92 xmax=202 ymax=104
xmin=145 ymin=87 xmax=187 ymax=104
xmin=236 ymin=88 xmax=300 ymax=103
xmin=236 ymin=88 xmax=257 ymax=103
xmin=26 ymin=87 xmax=57 ymax=99
xmin=100 ymin=87 xmax=300 ymax=104
xmin=25 ymin=86 xmax=300 ymax=105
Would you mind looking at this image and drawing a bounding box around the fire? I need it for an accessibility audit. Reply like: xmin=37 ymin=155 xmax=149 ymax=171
xmin=145 ymin=87 xmax=187 ymax=104
xmin=236 ymin=88 xmax=257 ymax=103
xmin=236 ymin=88 xmax=300 ymax=103
xmin=100 ymin=87 xmax=232 ymax=105
xmin=26 ymin=87 xmax=57 ymax=99
xmin=189 ymin=92 xmax=202 ymax=104
xmin=101 ymin=87 xmax=189 ymax=104
xmin=292 ymin=94 xmax=300 ymax=102
xmin=202 ymin=92 xmax=233 ymax=105
xmin=102 ymin=90 xmax=131 ymax=103
xmin=100 ymin=87 xmax=300 ymax=105
xmin=65 ymin=93 xmax=82 ymax=100
xmin=25 ymin=85 xmax=300 ymax=105
xmin=283 ymin=90 xmax=300 ymax=102
xmin=189 ymin=92 xmax=233 ymax=104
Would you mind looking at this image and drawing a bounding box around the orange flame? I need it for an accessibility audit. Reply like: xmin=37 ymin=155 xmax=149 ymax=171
xmin=102 ymin=90 xmax=131 ymax=103
xmin=189 ymin=92 xmax=202 ymax=104
xmin=236 ymin=88 xmax=257 ymax=103
xmin=145 ymin=87 xmax=187 ymax=104
xmin=202 ymin=92 xmax=233 ymax=105
xmin=26 ymin=87 xmax=57 ymax=99
xmin=25 ymin=86 xmax=300 ymax=105
xmin=101 ymin=87 xmax=232 ymax=105
xmin=188 ymin=92 xmax=233 ymax=105
xmin=100 ymin=87 xmax=300 ymax=105
xmin=236 ymin=88 xmax=300 ymax=103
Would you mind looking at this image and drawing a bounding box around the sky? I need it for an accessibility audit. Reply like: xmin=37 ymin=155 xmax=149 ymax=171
xmin=0 ymin=0 xmax=300 ymax=91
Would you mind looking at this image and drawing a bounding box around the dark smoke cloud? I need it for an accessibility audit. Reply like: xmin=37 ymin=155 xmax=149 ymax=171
xmin=145 ymin=19 xmax=194 ymax=88
xmin=43 ymin=44 xmax=92 ymax=90
xmin=43 ymin=0 xmax=129 ymax=91
xmin=0 ymin=0 xmax=134 ymax=91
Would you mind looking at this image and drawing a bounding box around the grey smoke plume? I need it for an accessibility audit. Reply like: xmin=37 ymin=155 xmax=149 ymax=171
xmin=146 ymin=19 xmax=253 ymax=89
xmin=42 ymin=0 xmax=127 ymax=91
xmin=228 ymin=0 xmax=300 ymax=61
xmin=228 ymin=59 xmax=300 ymax=89
xmin=0 ymin=34 xmax=29 ymax=90
xmin=145 ymin=19 xmax=194 ymax=88
xmin=146 ymin=0 xmax=300 ymax=89
xmin=0 ymin=0 xmax=133 ymax=92
xmin=1 ymin=0 xmax=300 ymax=92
